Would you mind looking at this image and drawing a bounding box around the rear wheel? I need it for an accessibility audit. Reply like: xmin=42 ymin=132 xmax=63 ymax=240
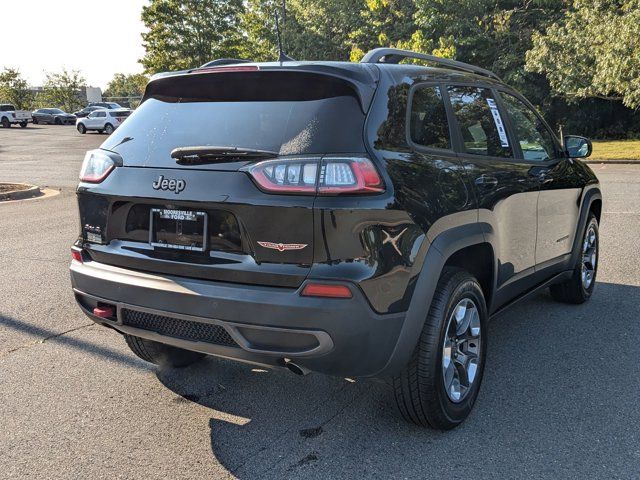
xmin=77 ymin=123 xmax=86 ymax=134
xmin=124 ymin=334 xmax=205 ymax=368
xmin=19 ymin=122 xmax=27 ymax=128
xmin=54 ymin=117 xmax=62 ymax=125
xmin=32 ymin=117 xmax=38 ymax=124
xmin=393 ymin=268 xmax=488 ymax=429
xmin=104 ymin=123 xmax=114 ymax=134
xmin=550 ymin=214 xmax=599 ymax=304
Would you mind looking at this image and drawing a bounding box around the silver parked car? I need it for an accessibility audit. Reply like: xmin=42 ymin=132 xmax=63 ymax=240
xmin=76 ymin=108 xmax=132 ymax=134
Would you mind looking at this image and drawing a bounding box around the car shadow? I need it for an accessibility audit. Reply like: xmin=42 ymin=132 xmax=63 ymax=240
xmin=2 ymin=281 xmax=636 ymax=477
xmin=154 ymin=281 xmax=640 ymax=478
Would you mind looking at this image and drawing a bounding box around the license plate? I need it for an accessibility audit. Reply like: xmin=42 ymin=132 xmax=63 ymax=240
xmin=150 ymin=208 xmax=207 ymax=251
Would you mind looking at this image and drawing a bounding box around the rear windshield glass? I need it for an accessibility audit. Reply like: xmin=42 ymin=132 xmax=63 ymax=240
xmin=102 ymin=71 xmax=366 ymax=165
xmin=110 ymin=111 xmax=130 ymax=118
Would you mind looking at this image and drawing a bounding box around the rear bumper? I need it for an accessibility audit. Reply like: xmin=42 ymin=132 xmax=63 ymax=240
xmin=70 ymin=259 xmax=406 ymax=377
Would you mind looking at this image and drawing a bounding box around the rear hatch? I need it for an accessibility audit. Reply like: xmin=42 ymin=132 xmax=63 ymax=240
xmin=79 ymin=67 xmax=373 ymax=288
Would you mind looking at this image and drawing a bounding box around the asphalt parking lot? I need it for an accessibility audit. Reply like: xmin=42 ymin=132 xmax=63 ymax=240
xmin=1 ymin=125 xmax=639 ymax=479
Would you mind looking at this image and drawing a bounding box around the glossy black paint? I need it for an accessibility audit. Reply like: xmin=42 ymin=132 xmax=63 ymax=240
xmin=71 ymin=60 xmax=601 ymax=377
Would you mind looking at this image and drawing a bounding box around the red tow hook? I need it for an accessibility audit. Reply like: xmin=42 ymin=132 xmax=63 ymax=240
xmin=93 ymin=306 xmax=115 ymax=319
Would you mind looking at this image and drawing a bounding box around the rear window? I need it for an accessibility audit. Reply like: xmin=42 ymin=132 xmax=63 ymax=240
xmin=102 ymin=71 xmax=366 ymax=166
xmin=110 ymin=111 xmax=131 ymax=118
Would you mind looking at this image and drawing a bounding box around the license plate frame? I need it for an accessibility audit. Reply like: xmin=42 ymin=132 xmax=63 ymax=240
xmin=149 ymin=208 xmax=208 ymax=252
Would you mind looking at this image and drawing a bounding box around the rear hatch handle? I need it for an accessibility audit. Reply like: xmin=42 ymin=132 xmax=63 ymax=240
xmin=171 ymin=146 xmax=278 ymax=165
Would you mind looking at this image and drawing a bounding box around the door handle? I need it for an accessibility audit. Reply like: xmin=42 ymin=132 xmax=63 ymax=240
xmin=475 ymin=175 xmax=498 ymax=188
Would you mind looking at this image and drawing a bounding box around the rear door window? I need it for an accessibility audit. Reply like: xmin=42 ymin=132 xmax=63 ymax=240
xmin=408 ymin=85 xmax=451 ymax=150
xmin=447 ymin=86 xmax=513 ymax=158
xmin=500 ymin=92 xmax=557 ymax=161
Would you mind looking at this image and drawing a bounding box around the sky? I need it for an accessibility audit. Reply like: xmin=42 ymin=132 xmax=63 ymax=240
xmin=0 ymin=0 xmax=149 ymax=90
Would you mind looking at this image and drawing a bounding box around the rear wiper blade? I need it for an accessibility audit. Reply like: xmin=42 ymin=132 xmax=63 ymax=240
xmin=171 ymin=146 xmax=278 ymax=165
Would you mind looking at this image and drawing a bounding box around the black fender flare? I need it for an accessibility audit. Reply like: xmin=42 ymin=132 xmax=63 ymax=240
xmin=376 ymin=222 xmax=492 ymax=376
xmin=569 ymin=185 xmax=602 ymax=268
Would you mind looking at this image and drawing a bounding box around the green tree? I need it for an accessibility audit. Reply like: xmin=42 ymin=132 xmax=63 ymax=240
xmin=526 ymin=0 xmax=640 ymax=109
xmin=349 ymin=0 xmax=426 ymax=61
xmin=414 ymin=1 xmax=565 ymax=98
xmin=140 ymin=0 xmax=244 ymax=73
xmin=241 ymin=0 xmax=363 ymax=61
xmin=0 ymin=68 xmax=34 ymax=110
xmin=35 ymin=69 xmax=86 ymax=112
xmin=104 ymin=73 xmax=149 ymax=98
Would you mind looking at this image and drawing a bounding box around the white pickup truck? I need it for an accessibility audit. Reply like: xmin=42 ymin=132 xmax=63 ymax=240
xmin=0 ymin=104 xmax=31 ymax=128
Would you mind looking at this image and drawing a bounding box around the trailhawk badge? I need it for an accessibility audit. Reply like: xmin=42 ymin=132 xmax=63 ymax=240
xmin=257 ymin=241 xmax=308 ymax=252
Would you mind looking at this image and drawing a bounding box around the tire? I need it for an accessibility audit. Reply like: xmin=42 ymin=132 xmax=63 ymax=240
xmin=19 ymin=122 xmax=27 ymax=128
xmin=77 ymin=123 xmax=86 ymax=134
xmin=1 ymin=117 xmax=10 ymax=128
xmin=124 ymin=334 xmax=205 ymax=368
xmin=54 ymin=117 xmax=62 ymax=125
xmin=550 ymin=214 xmax=599 ymax=304
xmin=32 ymin=117 xmax=38 ymax=124
xmin=97 ymin=129 xmax=104 ymax=134
xmin=104 ymin=123 xmax=114 ymax=135
xmin=393 ymin=268 xmax=488 ymax=429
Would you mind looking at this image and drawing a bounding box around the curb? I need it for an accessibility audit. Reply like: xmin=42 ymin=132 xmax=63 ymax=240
xmin=585 ymin=160 xmax=640 ymax=165
xmin=0 ymin=183 xmax=41 ymax=201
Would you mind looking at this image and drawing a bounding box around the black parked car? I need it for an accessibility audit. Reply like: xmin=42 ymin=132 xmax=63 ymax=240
xmin=88 ymin=102 xmax=122 ymax=110
xmin=73 ymin=106 xmax=104 ymax=118
xmin=70 ymin=49 xmax=601 ymax=429
xmin=32 ymin=108 xmax=76 ymax=125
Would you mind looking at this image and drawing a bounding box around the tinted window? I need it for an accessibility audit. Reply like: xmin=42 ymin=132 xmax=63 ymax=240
xmin=409 ymin=85 xmax=450 ymax=149
xmin=97 ymin=112 xmax=106 ymax=117
xmin=103 ymin=72 xmax=366 ymax=167
xmin=501 ymin=93 xmax=556 ymax=161
xmin=448 ymin=86 xmax=512 ymax=158
xmin=1 ymin=105 xmax=14 ymax=111
xmin=110 ymin=111 xmax=130 ymax=118
xmin=50 ymin=109 xmax=64 ymax=114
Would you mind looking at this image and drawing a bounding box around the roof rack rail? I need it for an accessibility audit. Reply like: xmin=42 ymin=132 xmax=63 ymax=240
xmin=199 ymin=58 xmax=251 ymax=68
xmin=360 ymin=48 xmax=501 ymax=81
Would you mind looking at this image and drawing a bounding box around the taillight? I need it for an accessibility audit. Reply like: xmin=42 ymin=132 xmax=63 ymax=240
xmin=71 ymin=248 xmax=83 ymax=263
xmin=244 ymin=157 xmax=384 ymax=195
xmin=79 ymin=150 xmax=119 ymax=183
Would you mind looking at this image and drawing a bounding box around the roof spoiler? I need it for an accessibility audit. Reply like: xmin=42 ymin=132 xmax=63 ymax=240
xmin=145 ymin=63 xmax=380 ymax=113
xmin=361 ymin=48 xmax=501 ymax=81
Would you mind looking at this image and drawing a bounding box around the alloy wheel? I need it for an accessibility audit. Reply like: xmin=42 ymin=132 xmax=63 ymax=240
xmin=581 ymin=224 xmax=597 ymax=290
xmin=442 ymin=298 xmax=482 ymax=403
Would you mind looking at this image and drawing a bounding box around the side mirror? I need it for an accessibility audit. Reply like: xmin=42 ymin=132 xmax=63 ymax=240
xmin=564 ymin=135 xmax=592 ymax=159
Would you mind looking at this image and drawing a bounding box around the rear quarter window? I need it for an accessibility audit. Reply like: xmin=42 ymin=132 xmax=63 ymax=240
xmin=408 ymin=85 xmax=451 ymax=150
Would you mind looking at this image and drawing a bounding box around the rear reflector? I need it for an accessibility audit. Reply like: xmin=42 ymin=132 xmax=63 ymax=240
xmin=301 ymin=283 xmax=353 ymax=299
xmin=93 ymin=306 xmax=115 ymax=319
xmin=71 ymin=249 xmax=83 ymax=263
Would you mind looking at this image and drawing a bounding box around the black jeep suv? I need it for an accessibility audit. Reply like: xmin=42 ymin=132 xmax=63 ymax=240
xmin=70 ymin=48 xmax=601 ymax=429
